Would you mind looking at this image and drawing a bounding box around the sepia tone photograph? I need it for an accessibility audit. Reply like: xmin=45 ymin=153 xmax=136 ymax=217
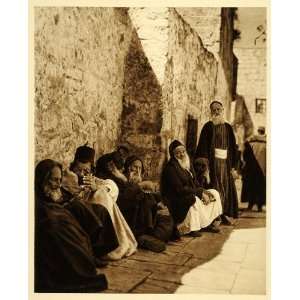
xmin=30 ymin=1 xmax=269 ymax=297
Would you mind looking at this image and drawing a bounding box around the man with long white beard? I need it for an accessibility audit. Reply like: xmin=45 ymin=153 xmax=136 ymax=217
xmin=161 ymin=140 xmax=222 ymax=237
xmin=34 ymin=159 xmax=108 ymax=292
xmin=195 ymin=100 xmax=239 ymax=224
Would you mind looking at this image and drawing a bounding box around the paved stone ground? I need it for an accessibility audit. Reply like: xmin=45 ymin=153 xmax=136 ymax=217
xmin=98 ymin=204 xmax=266 ymax=294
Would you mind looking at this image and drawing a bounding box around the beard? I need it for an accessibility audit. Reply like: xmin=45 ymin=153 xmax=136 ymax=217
xmin=176 ymin=153 xmax=191 ymax=171
xmin=211 ymin=114 xmax=225 ymax=125
xmin=128 ymin=170 xmax=142 ymax=184
xmin=44 ymin=185 xmax=63 ymax=202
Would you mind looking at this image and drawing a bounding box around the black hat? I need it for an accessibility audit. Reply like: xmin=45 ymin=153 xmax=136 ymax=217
xmin=74 ymin=145 xmax=95 ymax=164
xmin=169 ymin=140 xmax=184 ymax=157
xmin=111 ymin=151 xmax=124 ymax=170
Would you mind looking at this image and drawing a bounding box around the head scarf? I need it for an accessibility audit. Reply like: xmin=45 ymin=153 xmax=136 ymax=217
xmin=35 ymin=159 xmax=62 ymax=202
xmin=169 ymin=140 xmax=184 ymax=158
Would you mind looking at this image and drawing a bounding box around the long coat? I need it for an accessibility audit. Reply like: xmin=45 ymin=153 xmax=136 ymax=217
xmin=241 ymin=139 xmax=266 ymax=207
xmin=195 ymin=121 xmax=239 ymax=218
xmin=97 ymin=172 xmax=168 ymax=239
xmin=195 ymin=121 xmax=238 ymax=171
xmin=35 ymin=197 xmax=108 ymax=292
xmin=160 ymin=158 xmax=204 ymax=224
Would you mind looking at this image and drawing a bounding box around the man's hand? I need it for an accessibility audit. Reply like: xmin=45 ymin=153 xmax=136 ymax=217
xmin=203 ymin=190 xmax=215 ymax=202
xmin=231 ymin=168 xmax=239 ymax=180
xmin=83 ymin=175 xmax=97 ymax=192
xmin=202 ymin=193 xmax=210 ymax=205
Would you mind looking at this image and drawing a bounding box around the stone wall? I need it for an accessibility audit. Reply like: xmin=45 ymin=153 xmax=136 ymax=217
xmin=161 ymin=8 xmax=237 ymax=158
xmin=34 ymin=7 xmax=133 ymax=166
xmin=218 ymin=8 xmax=237 ymax=118
xmin=121 ymin=8 xmax=235 ymax=176
xmin=233 ymin=7 xmax=267 ymax=134
xmin=34 ymin=7 xmax=238 ymax=179
xmin=176 ymin=8 xmax=237 ymax=121
xmin=232 ymin=94 xmax=254 ymax=151
xmin=120 ymin=29 xmax=164 ymax=179
xmin=176 ymin=8 xmax=221 ymax=55
xmin=234 ymin=47 xmax=267 ymax=132
xmin=162 ymin=8 xmax=218 ymax=148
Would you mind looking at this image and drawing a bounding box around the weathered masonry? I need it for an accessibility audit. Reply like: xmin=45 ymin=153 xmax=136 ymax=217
xmin=35 ymin=7 xmax=240 ymax=179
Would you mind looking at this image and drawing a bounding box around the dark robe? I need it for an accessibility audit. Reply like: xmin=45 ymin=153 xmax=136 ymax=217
xmin=195 ymin=121 xmax=239 ymax=218
xmin=35 ymin=200 xmax=108 ymax=293
xmin=61 ymin=183 xmax=119 ymax=258
xmin=65 ymin=195 xmax=119 ymax=257
xmin=160 ymin=158 xmax=204 ymax=224
xmin=34 ymin=159 xmax=110 ymax=292
xmin=97 ymin=172 xmax=173 ymax=242
xmin=241 ymin=139 xmax=266 ymax=208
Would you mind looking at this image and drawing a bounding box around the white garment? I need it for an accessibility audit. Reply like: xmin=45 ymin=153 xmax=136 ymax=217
xmin=177 ymin=189 xmax=223 ymax=235
xmin=86 ymin=179 xmax=138 ymax=260
xmin=214 ymin=148 xmax=228 ymax=159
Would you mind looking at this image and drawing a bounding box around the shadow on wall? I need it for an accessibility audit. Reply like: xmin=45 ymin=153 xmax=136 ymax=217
xmin=120 ymin=28 xmax=164 ymax=180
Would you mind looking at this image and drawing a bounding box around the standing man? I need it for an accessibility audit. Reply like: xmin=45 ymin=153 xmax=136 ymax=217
xmin=195 ymin=100 xmax=239 ymax=224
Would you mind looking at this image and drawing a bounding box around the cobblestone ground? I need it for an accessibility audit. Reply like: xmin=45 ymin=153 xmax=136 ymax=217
xmin=98 ymin=204 xmax=266 ymax=294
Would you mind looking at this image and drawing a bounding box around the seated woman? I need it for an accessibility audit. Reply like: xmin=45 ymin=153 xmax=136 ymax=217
xmin=161 ymin=140 xmax=223 ymax=237
xmin=96 ymin=153 xmax=174 ymax=252
xmin=62 ymin=145 xmax=137 ymax=260
xmin=34 ymin=159 xmax=107 ymax=293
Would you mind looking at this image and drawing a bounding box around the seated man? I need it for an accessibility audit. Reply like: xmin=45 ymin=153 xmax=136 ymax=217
xmin=63 ymin=146 xmax=137 ymax=260
xmin=161 ymin=140 xmax=223 ymax=237
xmin=34 ymin=159 xmax=107 ymax=293
xmin=96 ymin=152 xmax=173 ymax=252
xmin=123 ymin=155 xmax=174 ymax=246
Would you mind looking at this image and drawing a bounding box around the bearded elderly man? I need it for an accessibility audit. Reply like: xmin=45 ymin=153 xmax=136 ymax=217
xmin=34 ymin=159 xmax=108 ymax=292
xmin=161 ymin=140 xmax=222 ymax=237
xmin=195 ymin=101 xmax=239 ymax=224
